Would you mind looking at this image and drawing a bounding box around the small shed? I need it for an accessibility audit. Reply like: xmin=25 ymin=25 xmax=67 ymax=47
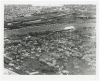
xmin=75 ymin=15 xmax=89 ymax=19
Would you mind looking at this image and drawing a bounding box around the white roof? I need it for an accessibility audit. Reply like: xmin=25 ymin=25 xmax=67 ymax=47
xmin=64 ymin=26 xmax=75 ymax=30
xmin=7 ymin=23 xmax=12 ymax=25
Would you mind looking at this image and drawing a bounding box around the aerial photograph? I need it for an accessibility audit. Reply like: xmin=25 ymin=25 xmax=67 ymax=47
xmin=4 ymin=4 xmax=96 ymax=75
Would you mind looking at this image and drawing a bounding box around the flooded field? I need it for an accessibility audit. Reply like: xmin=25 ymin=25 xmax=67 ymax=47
xmin=4 ymin=4 xmax=96 ymax=75
xmin=4 ymin=26 xmax=96 ymax=75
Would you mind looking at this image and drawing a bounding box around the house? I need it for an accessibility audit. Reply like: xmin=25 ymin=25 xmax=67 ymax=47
xmin=88 ymin=15 xmax=96 ymax=19
xmin=75 ymin=15 xmax=89 ymax=19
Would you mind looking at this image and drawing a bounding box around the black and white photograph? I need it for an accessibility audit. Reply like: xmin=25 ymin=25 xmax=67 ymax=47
xmin=3 ymin=1 xmax=98 ymax=76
